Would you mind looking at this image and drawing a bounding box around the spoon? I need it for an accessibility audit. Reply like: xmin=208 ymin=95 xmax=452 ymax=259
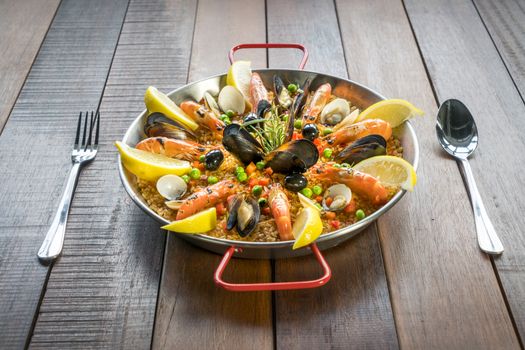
xmin=436 ymin=99 xmax=503 ymax=255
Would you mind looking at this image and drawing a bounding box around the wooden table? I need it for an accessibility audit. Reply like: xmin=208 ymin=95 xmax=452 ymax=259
xmin=1 ymin=0 xmax=524 ymax=348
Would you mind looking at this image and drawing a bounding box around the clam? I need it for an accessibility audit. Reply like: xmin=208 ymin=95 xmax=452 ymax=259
xmin=320 ymin=98 xmax=350 ymax=125
xmin=156 ymin=175 xmax=187 ymax=201
xmin=144 ymin=112 xmax=196 ymax=140
xmin=264 ymin=139 xmax=319 ymax=174
xmin=322 ymin=184 xmax=352 ymax=212
xmin=333 ymin=109 xmax=360 ymax=132
xmin=273 ymin=75 xmax=292 ymax=108
xmin=284 ymin=173 xmax=308 ymax=192
xmin=203 ymin=92 xmax=221 ymax=116
xmin=222 ymin=123 xmax=265 ymax=165
xmin=335 ymin=134 xmax=387 ymax=165
xmin=218 ymin=85 xmax=245 ymax=115
xmin=226 ymin=195 xmax=260 ymax=237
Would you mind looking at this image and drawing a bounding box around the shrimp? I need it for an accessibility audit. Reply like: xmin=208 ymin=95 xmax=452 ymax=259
xmin=176 ymin=180 xmax=237 ymax=220
xmin=136 ymin=137 xmax=206 ymax=161
xmin=324 ymin=119 xmax=392 ymax=146
xmin=302 ymin=83 xmax=331 ymax=125
xmin=310 ymin=162 xmax=389 ymax=205
xmin=249 ymin=73 xmax=269 ymax=113
xmin=180 ymin=101 xmax=225 ymax=139
xmin=268 ymin=184 xmax=293 ymax=241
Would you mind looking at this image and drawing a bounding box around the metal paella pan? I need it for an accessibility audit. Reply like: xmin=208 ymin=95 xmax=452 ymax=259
xmin=118 ymin=44 xmax=419 ymax=291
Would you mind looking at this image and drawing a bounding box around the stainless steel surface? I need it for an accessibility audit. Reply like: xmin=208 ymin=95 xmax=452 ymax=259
xmin=118 ymin=69 xmax=420 ymax=259
xmin=436 ymin=99 xmax=503 ymax=255
xmin=38 ymin=111 xmax=101 ymax=262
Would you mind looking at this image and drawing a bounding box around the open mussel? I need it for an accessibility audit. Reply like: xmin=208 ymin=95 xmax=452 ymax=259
xmin=335 ymin=134 xmax=387 ymax=165
xmin=144 ymin=112 xmax=196 ymax=140
xmin=226 ymin=195 xmax=260 ymax=237
xmin=222 ymin=123 xmax=265 ymax=165
xmin=256 ymin=99 xmax=272 ymax=118
xmin=265 ymin=139 xmax=319 ymax=174
xmin=273 ymin=75 xmax=292 ymax=108
xmin=284 ymin=173 xmax=308 ymax=192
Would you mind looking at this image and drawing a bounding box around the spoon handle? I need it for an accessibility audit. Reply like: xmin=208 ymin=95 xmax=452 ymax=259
xmin=458 ymin=158 xmax=504 ymax=255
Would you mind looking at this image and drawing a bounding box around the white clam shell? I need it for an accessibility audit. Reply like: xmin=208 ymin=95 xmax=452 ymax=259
xmin=320 ymin=98 xmax=350 ymax=125
xmin=218 ymin=86 xmax=245 ymax=115
xmin=333 ymin=108 xmax=360 ymax=132
xmin=156 ymin=174 xmax=187 ymax=201
xmin=322 ymin=184 xmax=352 ymax=211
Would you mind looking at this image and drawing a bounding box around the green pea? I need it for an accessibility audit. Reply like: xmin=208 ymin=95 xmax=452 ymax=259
xmin=323 ymin=148 xmax=333 ymax=159
xmin=258 ymin=198 xmax=268 ymax=206
xmin=223 ymin=117 xmax=231 ymax=125
xmin=226 ymin=110 xmax=235 ymax=118
xmin=199 ymin=155 xmax=205 ymax=163
xmin=294 ymin=119 xmax=302 ymax=129
xmin=356 ymin=209 xmax=366 ymax=221
xmin=300 ymin=187 xmax=313 ymax=198
xmin=220 ymin=114 xmax=228 ymax=121
xmin=312 ymin=185 xmax=322 ymax=195
xmin=235 ymin=166 xmax=245 ymax=175
xmin=256 ymin=161 xmax=266 ymax=170
xmin=207 ymin=176 xmax=218 ymax=184
xmin=287 ymin=83 xmax=298 ymax=93
xmin=323 ymin=128 xmax=333 ymax=136
xmin=189 ymin=168 xmax=201 ymax=180
xmin=252 ymin=185 xmax=263 ymax=197
xmin=181 ymin=175 xmax=190 ymax=183
xmin=237 ymin=172 xmax=248 ymax=182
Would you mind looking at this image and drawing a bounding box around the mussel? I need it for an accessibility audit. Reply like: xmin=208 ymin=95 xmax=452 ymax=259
xmin=204 ymin=149 xmax=224 ymax=170
xmin=302 ymin=123 xmax=319 ymax=141
xmin=285 ymin=78 xmax=311 ymax=142
xmin=256 ymin=99 xmax=272 ymax=118
xmin=222 ymin=123 xmax=265 ymax=165
xmin=284 ymin=173 xmax=308 ymax=192
xmin=144 ymin=112 xmax=196 ymax=140
xmin=156 ymin=175 xmax=187 ymax=201
xmin=320 ymin=98 xmax=350 ymax=125
xmin=218 ymin=85 xmax=245 ymax=115
xmin=335 ymin=134 xmax=387 ymax=165
xmin=273 ymin=75 xmax=292 ymax=108
xmin=265 ymin=139 xmax=319 ymax=174
xmin=226 ymin=195 xmax=260 ymax=237
xmin=322 ymin=184 xmax=352 ymax=211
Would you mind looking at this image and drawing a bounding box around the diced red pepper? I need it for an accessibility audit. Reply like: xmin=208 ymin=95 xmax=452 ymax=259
xmin=246 ymin=162 xmax=257 ymax=176
xmin=215 ymin=202 xmax=227 ymax=216
xmin=248 ymin=178 xmax=258 ymax=188
xmin=330 ymin=220 xmax=341 ymax=229
xmin=343 ymin=199 xmax=357 ymax=213
xmin=262 ymin=207 xmax=270 ymax=215
xmin=258 ymin=177 xmax=270 ymax=187
xmin=325 ymin=211 xmax=336 ymax=220
xmin=292 ymin=132 xmax=302 ymax=140
xmin=315 ymin=196 xmax=323 ymax=203
xmin=264 ymin=167 xmax=273 ymax=176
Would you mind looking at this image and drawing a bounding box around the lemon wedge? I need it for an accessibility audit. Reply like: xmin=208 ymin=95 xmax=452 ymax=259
xmin=292 ymin=207 xmax=323 ymax=250
xmin=353 ymin=155 xmax=417 ymax=191
xmin=162 ymin=207 xmax=217 ymax=234
xmin=298 ymin=193 xmax=322 ymax=213
xmin=226 ymin=60 xmax=252 ymax=101
xmin=115 ymin=141 xmax=191 ymax=181
xmin=144 ymin=86 xmax=199 ymax=131
xmin=356 ymin=99 xmax=424 ymax=127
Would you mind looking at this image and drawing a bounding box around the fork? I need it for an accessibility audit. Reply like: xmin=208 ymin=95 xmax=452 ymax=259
xmin=37 ymin=111 xmax=100 ymax=263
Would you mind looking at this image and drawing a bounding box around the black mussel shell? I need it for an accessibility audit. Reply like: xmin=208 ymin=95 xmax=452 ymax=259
xmin=226 ymin=195 xmax=260 ymax=237
xmin=265 ymin=139 xmax=319 ymax=174
xmin=222 ymin=123 xmax=265 ymax=165
xmin=204 ymin=149 xmax=224 ymax=171
xmin=284 ymin=173 xmax=308 ymax=192
xmin=243 ymin=112 xmax=263 ymax=131
xmin=273 ymin=75 xmax=292 ymax=108
xmin=335 ymin=134 xmax=387 ymax=165
xmin=226 ymin=195 xmax=242 ymax=231
xmin=144 ymin=112 xmax=196 ymax=140
xmin=302 ymin=123 xmax=319 ymax=141
xmin=256 ymin=100 xmax=272 ymax=118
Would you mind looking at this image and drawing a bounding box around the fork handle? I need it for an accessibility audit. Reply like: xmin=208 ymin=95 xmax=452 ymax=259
xmin=38 ymin=163 xmax=81 ymax=262
xmin=458 ymin=158 xmax=504 ymax=255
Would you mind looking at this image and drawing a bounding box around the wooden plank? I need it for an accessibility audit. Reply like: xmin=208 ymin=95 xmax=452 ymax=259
xmin=0 ymin=0 xmax=129 ymax=348
xmin=335 ymin=0 xmax=522 ymax=348
xmin=403 ymin=0 xmax=525 ymax=345
xmin=152 ymin=1 xmax=273 ymax=349
xmin=27 ymin=0 xmax=198 ymax=348
xmin=267 ymin=1 xmax=399 ymax=349
xmin=473 ymin=0 xmax=525 ymax=99
xmin=0 ymin=0 xmax=61 ymax=133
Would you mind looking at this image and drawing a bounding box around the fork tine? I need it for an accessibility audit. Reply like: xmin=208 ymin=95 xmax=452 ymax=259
xmin=94 ymin=111 xmax=100 ymax=146
xmin=85 ymin=111 xmax=94 ymax=150
xmin=81 ymin=111 xmax=88 ymax=147
xmin=74 ymin=112 xmax=82 ymax=149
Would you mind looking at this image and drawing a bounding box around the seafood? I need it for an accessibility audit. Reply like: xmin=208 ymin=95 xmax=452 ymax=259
xmin=265 ymin=139 xmax=319 ymax=174
xmin=203 ymin=92 xmax=221 ymax=117
xmin=180 ymin=101 xmax=225 ymax=138
xmin=222 ymin=123 xmax=265 ymax=165
xmin=144 ymin=112 xmax=197 ymax=140
xmin=268 ymin=184 xmax=293 ymax=240
xmin=302 ymin=83 xmax=331 ymax=124
xmin=204 ymin=149 xmax=224 ymax=171
xmin=320 ymin=98 xmax=350 ymax=125
xmin=176 ymin=180 xmax=237 ymax=220
xmin=335 ymin=134 xmax=387 ymax=165
xmin=218 ymin=86 xmax=245 ymax=115
xmin=284 ymin=173 xmax=308 ymax=192
xmin=156 ymin=175 xmax=187 ymax=201
xmin=333 ymin=109 xmax=359 ymax=132
xmin=136 ymin=137 xmax=206 ymax=161
xmin=322 ymin=184 xmax=352 ymax=211
xmin=226 ymin=195 xmax=260 ymax=237
xmin=273 ymin=75 xmax=292 ymax=108
xmin=249 ymin=73 xmax=269 ymax=113
xmin=324 ymin=119 xmax=392 ymax=146
xmin=310 ymin=163 xmax=389 ymax=205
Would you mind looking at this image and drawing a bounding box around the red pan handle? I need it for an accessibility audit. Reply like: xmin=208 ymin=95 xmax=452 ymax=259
xmin=214 ymin=243 xmax=331 ymax=291
xmin=229 ymin=43 xmax=309 ymax=70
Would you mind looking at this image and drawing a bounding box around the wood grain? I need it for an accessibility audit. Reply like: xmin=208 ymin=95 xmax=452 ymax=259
xmin=403 ymin=0 xmax=525 ymax=345
xmin=0 ymin=0 xmax=61 ymax=133
xmin=335 ymin=0 xmax=522 ymax=347
xmin=27 ymin=0 xmax=200 ymax=348
xmin=473 ymin=0 xmax=525 ymax=99
xmin=0 ymin=0 xmax=128 ymax=348
xmin=267 ymin=1 xmax=398 ymax=349
xmin=152 ymin=0 xmax=273 ymax=349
